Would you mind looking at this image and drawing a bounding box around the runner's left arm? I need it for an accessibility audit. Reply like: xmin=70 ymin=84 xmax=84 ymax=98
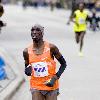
xmin=45 ymin=44 xmax=67 ymax=87
xmin=51 ymin=44 xmax=67 ymax=79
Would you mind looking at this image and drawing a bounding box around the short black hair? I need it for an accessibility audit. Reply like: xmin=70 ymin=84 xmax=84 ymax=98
xmin=31 ymin=24 xmax=44 ymax=32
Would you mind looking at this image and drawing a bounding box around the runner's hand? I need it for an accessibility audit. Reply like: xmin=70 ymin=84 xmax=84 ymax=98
xmin=25 ymin=64 xmax=32 ymax=76
xmin=45 ymin=75 xmax=58 ymax=87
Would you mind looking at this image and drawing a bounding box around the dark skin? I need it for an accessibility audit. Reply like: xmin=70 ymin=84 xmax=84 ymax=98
xmin=0 ymin=3 xmax=6 ymax=32
xmin=71 ymin=3 xmax=88 ymax=52
xmin=23 ymin=30 xmax=62 ymax=67
xmin=71 ymin=3 xmax=85 ymax=26
xmin=23 ymin=26 xmax=62 ymax=100
xmin=0 ymin=2 xmax=4 ymax=17
xmin=67 ymin=0 xmax=78 ymax=25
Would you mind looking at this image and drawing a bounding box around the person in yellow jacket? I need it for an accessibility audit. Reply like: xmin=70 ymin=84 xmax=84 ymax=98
xmin=23 ymin=24 xmax=67 ymax=100
xmin=71 ymin=2 xmax=89 ymax=56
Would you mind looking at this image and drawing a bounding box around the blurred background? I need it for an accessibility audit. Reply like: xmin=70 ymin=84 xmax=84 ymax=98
xmin=0 ymin=0 xmax=100 ymax=100
xmin=1 ymin=0 xmax=100 ymax=10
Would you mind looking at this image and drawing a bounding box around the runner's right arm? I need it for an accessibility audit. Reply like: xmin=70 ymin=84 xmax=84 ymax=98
xmin=23 ymin=48 xmax=32 ymax=76
xmin=70 ymin=12 xmax=79 ymax=26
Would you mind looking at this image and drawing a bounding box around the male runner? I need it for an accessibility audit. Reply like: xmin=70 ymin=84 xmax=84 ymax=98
xmin=23 ymin=24 xmax=67 ymax=100
xmin=71 ymin=2 xmax=88 ymax=56
xmin=67 ymin=0 xmax=84 ymax=25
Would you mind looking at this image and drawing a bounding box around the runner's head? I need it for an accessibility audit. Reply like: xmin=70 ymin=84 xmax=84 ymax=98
xmin=79 ymin=2 xmax=85 ymax=11
xmin=31 ymin=24 xmax=44 ymax=42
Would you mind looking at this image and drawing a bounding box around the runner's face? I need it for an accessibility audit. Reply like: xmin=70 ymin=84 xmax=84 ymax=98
xmin=79 ymin=3 xmax=84 ymax=10
xmin=31 ymin=27 xmax=43 ymax=42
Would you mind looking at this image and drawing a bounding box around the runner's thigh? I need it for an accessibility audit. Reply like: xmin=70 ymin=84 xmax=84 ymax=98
xmin=80 ymin=31 xmax=86 ymax=37
xmin=45 ymin=90 xmax=58 ymax=100
xmin=32 ymin=91 xmax=45 ymax=100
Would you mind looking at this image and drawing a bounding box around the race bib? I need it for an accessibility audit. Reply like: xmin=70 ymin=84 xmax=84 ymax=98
xmin=31 ymin=62 xmax=48 ymax=77
xmin=79 ymin=18 xmax=85 ymax=24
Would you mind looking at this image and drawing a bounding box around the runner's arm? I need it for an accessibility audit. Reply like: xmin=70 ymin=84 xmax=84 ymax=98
xmin=23 ymin=48 xmax=29 ymax=68
xmin=45 ymin=44 xmax=67 ymax=87
xmin=50 ymin=44 xmax=67 ymax=79
xmin=70 ymin=13 xmax=79 ymax=26
xmin=23 ymin=48 xmax=32 ymax=76
xmin=70 ymin=13 xmax=76 ymax=23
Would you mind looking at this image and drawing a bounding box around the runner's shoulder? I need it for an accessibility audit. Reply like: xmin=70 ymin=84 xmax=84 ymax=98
xmin=74 ymin=9 xmax=80 ymax=14
xmin=23 ymin=48 xmax=28 ymax=54
xmin=49 ymin=43 xmax=60 ymax=55
xmin=49 ymin=43 xmax=58 ymax=51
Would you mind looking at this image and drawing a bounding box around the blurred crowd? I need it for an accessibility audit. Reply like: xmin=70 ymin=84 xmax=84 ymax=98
xmin=0 ymin=0 xmax=100 ymax=11
xmin=22 ymin=0 xmax=100 ymax=11
xmin=85 ymin=0 xmax=100 ymax=11
xmin=22 ymin=0 xmax=63 ymax=10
